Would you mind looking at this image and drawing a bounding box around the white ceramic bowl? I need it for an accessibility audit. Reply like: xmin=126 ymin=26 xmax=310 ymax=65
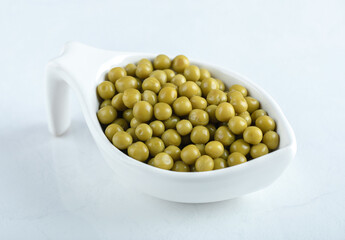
xmin=46 ymin=42 xmax=297 ymax=203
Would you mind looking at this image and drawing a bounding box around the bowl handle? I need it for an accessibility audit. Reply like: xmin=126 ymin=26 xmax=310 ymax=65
xmin=45 ymin=41 xmax=122 ymax=136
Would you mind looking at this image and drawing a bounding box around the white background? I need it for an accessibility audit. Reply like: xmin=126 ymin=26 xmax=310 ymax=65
xmin=1 ymin=0 xmax=345 ymax=239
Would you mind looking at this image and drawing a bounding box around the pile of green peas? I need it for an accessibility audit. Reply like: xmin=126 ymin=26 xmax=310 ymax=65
xmin=97 ymin=54 xmax=279 ymax=172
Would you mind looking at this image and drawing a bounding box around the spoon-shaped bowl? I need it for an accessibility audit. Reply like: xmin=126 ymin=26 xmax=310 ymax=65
xmin=46 ymin=42 xmax=296 ymax=203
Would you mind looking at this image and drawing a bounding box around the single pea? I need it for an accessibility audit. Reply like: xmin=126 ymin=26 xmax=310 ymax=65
xmin=181 ymin=144 xmax=201 ymax=165
xmin=200 ymin=78 xmax=219 ymax=96
xmin=173 ymin=96 xmax=193 ymax=116
xmin=206 ymin=89 xmax=227 ymax=105
xmin=263 ymin=131 xmax=279 ymax=150
xmin=142 ymin=77 xmax=161 ymax=93
xmin=190 ymin=126 xmax=210 ymax=144
xmin=145 ymin=137 xmax=165 ymax=157
xmin=164 ymin=145 xmax=181 ymax=161
xmin=184 ymin=65 xmax=200 ymax=82
xmin=152 ymin=152 xmax=174 ymax=170
xmin=149 ymin=120 xmax=165 ymax=137
xmin=190 ymin=96 xmax=208 ymax=110
xmin=171 ymin=74 xmax=186 ymax=87
xmin=125 ymin=64 xmax=136 ymax=76
xmin=122 ymin=88 xmax=141 ymax=108
xmin=135 ymin=123 xmax=153 ymax=141
xmin=141 ymin=90 xmax=157 ymax=106
xmin=214 ymin=126 xmax=235 ymax=146
xmin=250 ymin=143 xmax=269 ymax=158
xmin=199 ymin=68 xmax=211 ymax=81
xmin=128 ymin=141 xmax=149 ymax=162
xmin=112 ymin=131 xmax=133 ymax=150
xmin=229 ymin=84 xmax=248 ymax=97
xmin=216 ymin=79 xmax=225 ymax=91
xmin=251 ymin=109 xmax=267 ymax=122
xmin=164 ymin=69 xmax=175 ymax=82
xmin=138 ymin=58 xmax=152 ymax=67
xmin=133 ymin=101 xmax=153 ymax=122
xmin=115 ymin=76 xmax=138 ymax=93
xmin=130 ymin=117 xmax=141 ymax=128
xmin=228 ymin=152 xmax=247 ymax=166
xmin=108 ymin=67 xmax=127 ymax=83
xmin=150 ymin=70 xmax=167 ymax=85
xmin=220 ymin=149 xmax=230 ymax=160
xmin=171 ymin=161 xmax=190 ymax=172
xmin=243 ymin=126 xmax=263 ymax=145
xmin=97 ymin=81 xmax=116 ymax=100
xmin=161 ymin=129 xmax=181 ymax=147
xmin=229 ymin=91 xmax=248 ymax=114
xmin=112 ymin=118 xmax=128 ymax=130
xmin=158 ymin=87 xmax=178 ymax=104
xmin=126 ymin=128 xmax=138 ymax=142
xmin=228 ymin=116 xmax=248 ymax=135
xmin=99 ymin=99 xmax=111 ymax=109
xmin=255 ymin=115 xmax=276 ymax=133
xmin=215 ymin=102 xmax=235 ymax=122
xmin=189 ymin=109 xmax=209 ymax=126
xmin=163 ymin=115 xmax=180 ymax=129
xmin=153 ymin=54 xmax=171 ymax=69
xmin=176 ymin=119 xmax=193 ymax=136
xmin=245 ymin=97 xmax=260 ymax=113
xmin=154 ymin=102 xmax=172 ymax=120
xmin=111 ymin=93 xmax=127 ymax=111
xmin=206 ymin=124 xmax=217 ymax=140
xmin=179 ymin=81 xmax=202 ymax=98
xmin=230 ymin=139 xmax=250 ymax=156
xmin=123 ymin=109 xmax=134 ymax=123
xmin=205 ymin=105 xmax=218 ymax=123
xmin=195 ymin=144 xmax=206 ymax=155
xmin=195 ymin=155 xmax=214 ymax=171
xmin=136 ymin=63 xmax=153 ymax=79
xmin=239 ymin=111 xmax=252 ymax=126
xmin=205 ymin=141 xmax=224 ymax=158
xmin=105 ymin=123 xmax=123 ymax=141
xmin=162 ymin=82 xmax=178 ymax=90
xmin=136 ymin=77 xmax=142 ymax=90
xmin=214 ymin=158 xmax=228 ymax=170
xmin=97 ymin=106 xmax=117 ymax=124
xmin=147 ymin=158 xmax=154 ymax=166
xmin=172 ymin=55 xmax=190 ymax=73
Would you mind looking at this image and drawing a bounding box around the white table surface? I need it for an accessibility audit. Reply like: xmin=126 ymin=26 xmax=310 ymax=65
xmin=1 ymin=0 xmax=345 ymax=239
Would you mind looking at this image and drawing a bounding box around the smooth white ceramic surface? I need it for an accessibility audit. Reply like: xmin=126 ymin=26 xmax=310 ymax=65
xmin=1 ymin=0 xmax=345 ymax=239
xmin=45 ymin=42 xmax=296 ymax=203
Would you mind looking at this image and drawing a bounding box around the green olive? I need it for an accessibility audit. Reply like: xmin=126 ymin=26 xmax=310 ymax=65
xmin=122 ymin=88 xmax=141 ymax=108
xmin=152 ymin=152 xmax=174 ymax=170
xmin=176 ymin=119 xmax=193 ymax=136
xmin=142 ymin=77 xmax=161 ymax=93
xmin=128 ymin=141 xmax=149 ymax=162
xmin=195 ymin=155 xmax=214 ymax=171
xmin=255 ymin=115 xmax=276 ymax=133
xmin=125 ymin=64 xmax=136 ymax=76
xmin=171 ymin=74 xmax=186 ymax=87
xmin=215 ymin=102 xmax=235 ymax=122
xmin=200 ymin=78 xmax=219 ymax=96
xmin=230 ymin=139 xmax=250 ymax=156
xmin=214 ymin=158 xmax=228 ymax=169
xmin=179 ymin=81 xmax=202 ymax=98
xmin=171 ymin=161 xmax=190 ymax=172
xmin=111 ymin=93 xmax=127 ymax=111
xmin=135 ymin=123 xmax=153 ymax=141
xmin=112 ymin=118 xmax=128 ymax=130
xmin=150 ymin=70 xmax=167 ymax=85
xmin=228 ymin=116 xmax=248 ymax=135
xmin=190 ymin=126 xmax=210 ymax=144
xmin=243 ymin=126 xmax=263 ymax=145
xmin=263 ymin=131 xmax=279 ymax=150
xmin=97 ymin=81 xmax=116 ymax=100
xmin=153 ymin=54 xmax=171 ymax=69
xmin=115 ymin=76 xmax=138 ymax=92
xmin=251 ymin=109 xmax=267 ymax=122
xmin=141 ymin=90 xmax=157 ymax=106
xmin=105 ymin=123 xmax=123 ymax=141
xmin=112 ymin=131 xmax=133 ymax=150
xmin=163 ymin=115 xmax=180 ymax=129
xmin=250 ymin=143 xmax=269 ymax=158
xmin=205 ymin=141 xmax=224 ymax=158
xmin=97 ymin=106 xmax=117 ymax=124
xmin=173 ymin=96 xmax=193 ymax=116
xmin=136 ymin=63 xmax=153 ymax=79
xmin=214 ymin=126 xmax=235 ymax=146
xmin=245 ymin=97 xmax=260 ymax=113
xmin=145 ymin=137 xmax=165 ymax=157
xmin=161 ymin=129 xmax=181 ymax=146
xmin=206 ymin=89 xmax=227 ymax=105
xmin=227 ymin=152 xmax=247 ymax=166
xmin=154 ymin=102 xmax=172 ymax=120
xmin=184 ymin=65 xmax=200 ymax=82
xmin=133 ymin=101 xmax=153 ymax=122
xmin=181 ymin=144 xmax=201 ymax=165
xmin=199 ymin=68 xmax=211 ymax=81
xmin=189 ymin=109 xmax=209 ymax=126
xmin=164 ymin=145 xmax=181 ymax=161
xmin=172 ymin=55 xmax=189 ymax=73
xmin=149 ymin=120 xmax=165 ymax=137
xmin=190 ymin=96 xmax=208 ymax=110
xmin=229 ymin=84 xmax=248 ymax=97
xmin=108 ymin=67 xmax=127 ymax=83
xmin=158 ymin=87 xmax=177 ymax=104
